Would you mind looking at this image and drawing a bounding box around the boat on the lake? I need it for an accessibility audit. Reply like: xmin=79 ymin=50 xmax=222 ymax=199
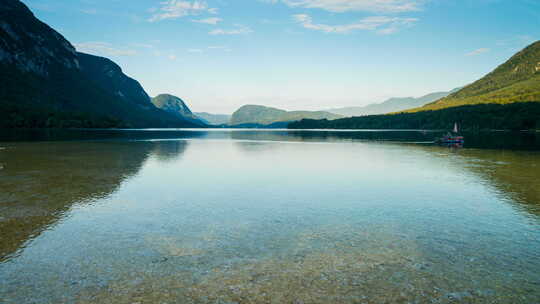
xmin=436 ymin=123 xmax=464 ymax=145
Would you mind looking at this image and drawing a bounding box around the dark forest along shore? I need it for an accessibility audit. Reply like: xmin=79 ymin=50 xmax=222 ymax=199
xmin=0 ymin=128 xmax=539 ymax=150
xmin=0 ymin=130 xmax=539 ymax=303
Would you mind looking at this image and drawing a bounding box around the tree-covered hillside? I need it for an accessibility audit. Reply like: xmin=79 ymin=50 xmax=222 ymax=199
xmin=230 ymin=105 xmax=342 ymax=126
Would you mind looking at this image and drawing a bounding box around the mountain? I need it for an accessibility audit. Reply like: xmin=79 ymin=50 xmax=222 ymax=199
xmin=194 ymin=112 xmax=231 ymax=125
xmin=151 ymin=94 xmax=206 ymax=126
xmin=78 ymin=53 xmax=154 ymax=108
xmin=229 ymin=105 xmax=342 ymax=126
xmin=0 ymin=0 xmax=198 ymax=128
xmin=408 ymin=40 xmax=540 ymax=112
xmin=327 ymin=88 xmax=460 ymax=117
xmin=226 ymin=121 xmax=291 ymax=129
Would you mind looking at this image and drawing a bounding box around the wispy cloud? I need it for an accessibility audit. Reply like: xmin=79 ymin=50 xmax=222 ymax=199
xmin=152 ymin=50 xmax=179 ymax=60
xmin=209 ymin=26 xmax=253 ymax=35
xmin=149 ymin=0 xmax=217 ymax=22
xmin=131 ymin=43 xmax=155 ymax=49
xmin=208 ymin=46 xmax=232 ymax=52
xmin=74 ymin=42 xmax=137 ymax=56
xmin=185 ymin=46 xmax=232 ymax=53
xmin=80 ymin=8 xmax=97 ymax=15
xmin=192 ymin=17 xmax=222 ymax=24
xmin=466 ymin=48 xmax=490 ymax=56
xmin=293 ymin=14 xmax=417 ymax=34
xmin=496 ymin=35 xmax=536 ymax=52
xmin=268 ymin=0 xmax=422 ymax=13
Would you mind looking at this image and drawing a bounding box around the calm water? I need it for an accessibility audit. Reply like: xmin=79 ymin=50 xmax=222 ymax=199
xmin=0 ymin=129 xmax=539 ymax=303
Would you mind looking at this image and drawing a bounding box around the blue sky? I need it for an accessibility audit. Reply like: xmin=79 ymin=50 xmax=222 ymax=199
xmin=24 ymin=0 xmax=540 ymax=113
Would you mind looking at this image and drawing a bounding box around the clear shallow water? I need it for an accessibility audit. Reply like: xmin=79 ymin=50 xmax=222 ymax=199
xmin=0 ymin=129 xmax=539 ymax=303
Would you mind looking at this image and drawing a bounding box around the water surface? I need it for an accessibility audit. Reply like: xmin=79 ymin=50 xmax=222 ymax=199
xmin=1 ymin=129 xmax=539 ymax=303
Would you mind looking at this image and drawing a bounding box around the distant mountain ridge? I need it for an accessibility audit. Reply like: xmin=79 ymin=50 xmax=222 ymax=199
xmin=230 ymin=105 xmax=342 ymax=126
xmin=408 ymin=40 xmax=540 ymax=112
xmin=0 ymin=0 xmax=198 ymax=128
xmin=151 ymin=94 xmax=206 ymax=126
xmin=194 ymin=112 xmax=231 ymax=125
xmin=327 ymin=88 xmax=460 ymax=117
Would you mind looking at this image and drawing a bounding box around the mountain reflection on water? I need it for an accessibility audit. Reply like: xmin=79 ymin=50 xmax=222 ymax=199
xmin=0 ymin=140 xmax=191 ymax=262
xmin=0 ymin=129 xmax=539 ymax=303
xmin=454 ymin=148 xmax=540 ymax=217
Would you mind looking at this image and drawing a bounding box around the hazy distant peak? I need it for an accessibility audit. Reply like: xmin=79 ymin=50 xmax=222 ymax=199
xmin=326 ymin=88 xmax=460 ymax=117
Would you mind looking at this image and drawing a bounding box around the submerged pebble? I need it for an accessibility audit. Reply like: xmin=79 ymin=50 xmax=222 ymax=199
xmin=445 ymin=291 xmax=473 ymax=300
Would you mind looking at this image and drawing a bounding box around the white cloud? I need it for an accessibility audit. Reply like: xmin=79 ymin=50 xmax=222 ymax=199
xmin=466 ymin=48 xmax=490 ymax=56
xmin=209 ymin=26 xmax=253 ymax=35
xmin=293 ymin=14 xmax=417 ymax=34
xmin=188 ymin=48 xmax=204 ymax=53
xmin=74 ymin=42 xmax=137 ymax=56
xmin=270 ymin=0 xmax=421 ymax=13
xmin=168 ymin=54 xmax=178 ymax=60
xmin=192 ymin=17 xmax=222 ymax=24
xmin=149 ymin=0 xmax=217 ymax=22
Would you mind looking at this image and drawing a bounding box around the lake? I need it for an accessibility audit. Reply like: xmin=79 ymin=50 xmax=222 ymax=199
xmin=1 ymin=129 xmax=539 ymax=303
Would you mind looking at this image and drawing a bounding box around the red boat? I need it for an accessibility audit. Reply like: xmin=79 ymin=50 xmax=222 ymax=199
xmin=437 ymin=123 xmax=464 ymax=144
xmin=438 ymin=134 xmax=464 ymax=144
